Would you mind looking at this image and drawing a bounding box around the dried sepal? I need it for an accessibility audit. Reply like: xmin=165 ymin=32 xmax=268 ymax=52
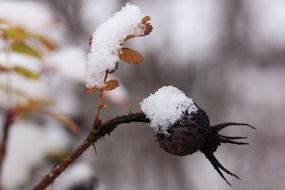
xmin=119 ymin=47 xmax=143 ymax=64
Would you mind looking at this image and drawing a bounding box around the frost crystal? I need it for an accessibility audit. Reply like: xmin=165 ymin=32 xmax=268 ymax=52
xmin=140 ymin=86 xmax=198 ymax=134
xmin=86 ymin=4 xmax=145 ymax=88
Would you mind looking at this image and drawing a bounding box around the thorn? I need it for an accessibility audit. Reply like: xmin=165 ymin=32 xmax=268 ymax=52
xmin=212 ymin=122 xmax=255 ymax=132
xmin=204 ymin=152 xmax=232 ymax=185
xmin=219 ymin=135 xmax=248 ymax=140
xmin=220 ymin=138 xmax=250 ymax=145
xmin=203 ymin=151 xmax=241 ymax=185
xmin=92 ymin=143 xmax=97 ymax=155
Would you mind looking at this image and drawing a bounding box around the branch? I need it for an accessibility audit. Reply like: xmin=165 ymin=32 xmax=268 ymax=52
xmin=0 ymin=110 xmax=16 ymax=189
xmin=32 ymin=112 xmax=150 ymax=190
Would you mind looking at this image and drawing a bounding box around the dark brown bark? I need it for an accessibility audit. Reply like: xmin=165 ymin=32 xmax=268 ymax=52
xmin=0 ymin=110 xmax=16 ymax=190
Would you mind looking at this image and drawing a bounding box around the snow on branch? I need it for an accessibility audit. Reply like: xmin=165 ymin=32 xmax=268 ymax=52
xmin=140 ymin=86 xmax=198 ymax=134
xmin=86 ymin=3 xmax=152 ymax=89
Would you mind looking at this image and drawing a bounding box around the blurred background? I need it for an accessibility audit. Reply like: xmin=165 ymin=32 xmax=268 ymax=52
xmin=0 ymin=0 xmax=285 ymax=189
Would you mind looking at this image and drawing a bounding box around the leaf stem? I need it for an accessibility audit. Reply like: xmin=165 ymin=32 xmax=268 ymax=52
xmin=95 ymin=72 xmax=108 ymax=122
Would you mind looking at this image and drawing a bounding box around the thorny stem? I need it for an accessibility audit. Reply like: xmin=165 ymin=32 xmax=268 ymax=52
xmin=0 ymin=110 xmax=16 ymax=190
xmin=95 ymin=72 xmax=108 ymax=122
xmin=32 ymin=112 xmax=150 ymax=190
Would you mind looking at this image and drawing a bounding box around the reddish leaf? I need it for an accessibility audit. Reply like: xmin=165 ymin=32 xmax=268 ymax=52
xmin=85 ymin=80 xmax=119 ymax=94
xmin=119 ymin=47 xmax=143 ymax=64
xmin=103 ymin=80 xmax=119 ymax=91
xmin=85 ymin=86 xmax=100 ymax=94
xmin=142 ymin=16 xmax=151 ymax=24
xmin=42 ymin=110 xmax=79 ymax=134
xmin=37 ymin=36 xmax=56 ymax=51
xmin=143 ymin=22 xmax=153 ymax=36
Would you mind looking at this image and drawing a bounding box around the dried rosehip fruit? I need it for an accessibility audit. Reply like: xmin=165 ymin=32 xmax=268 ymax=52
xmin=155 ymin=104 xmax=254 ymax=185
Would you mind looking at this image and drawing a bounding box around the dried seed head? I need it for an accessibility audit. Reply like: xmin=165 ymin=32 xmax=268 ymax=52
xmin=141 ymin=86 xmax=254 ymax=185
xmin=156 ymin=109 xmax=209 ymax=156
xmin=154 ymin=103 xmax=254 ymax=185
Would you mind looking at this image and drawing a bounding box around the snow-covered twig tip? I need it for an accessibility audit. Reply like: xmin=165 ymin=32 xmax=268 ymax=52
xmin=140 ymin=86 xmax=198 ymax=134
xmin=86 ymin=3 xmax=152 ymax=89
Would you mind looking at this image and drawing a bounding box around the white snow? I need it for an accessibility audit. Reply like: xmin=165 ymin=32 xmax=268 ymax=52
xmin=140 ymin=86 xmax=198 ymax=134
xmin=54 ymin=162 xmax=106 ymax=190
xmin=86 ymin=3 xmax=146 ymax=88
xmin=45 ymin=47 xmax=86 ymax=82
xmin=2 ymin=121 xmax=70 ymax=189
xmin=0 ymin=1 xmax=57 ymax=35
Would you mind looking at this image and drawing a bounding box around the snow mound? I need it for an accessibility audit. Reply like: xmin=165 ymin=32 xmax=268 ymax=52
xmin=140 ymin=86 xmax=198 ymax=134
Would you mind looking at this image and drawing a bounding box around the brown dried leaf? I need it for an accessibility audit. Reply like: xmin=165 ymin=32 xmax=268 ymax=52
xmin=119 ymin=47 xmax=143 ymax=64
xmin=89 ymin=36 xmax=93 ymax=46
xmin=103 ymin=80 xmax=119 ymax=91
xmin=37 ymin=36 xmax=56 ymax=51
xmin=141 ymin=16 xmax=152 ymax=36
xmin=142 ymin=16 xmax=151 ymax=24
xmin=85 ymin=86 xmax=100 ymax=94
xmin=124 ymin=16 xmax=152 ymax=42
xmin=42 ymin=109 xmax=79 ymax=134
xmin=143 ymin=23 xmax=153 ymax=36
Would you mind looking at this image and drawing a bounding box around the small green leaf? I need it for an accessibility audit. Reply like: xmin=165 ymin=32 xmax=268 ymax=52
xmin=44 ymin=149 xmax=71 ymax=163
xmin=13 ymin=66 xmax=40 ymax=80
xmin=11 ymin=42 xmax=42 ymax=58
xmin=4 ymin=27 xmax=27 ymax=41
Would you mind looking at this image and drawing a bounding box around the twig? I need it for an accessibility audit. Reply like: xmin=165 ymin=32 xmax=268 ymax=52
xmin=32 ymin=112 xmax=150 ymax=190
xmin=0 ymin=110 xmax=16 ymax=189
xmin=95 ymin=72 xmax=108 ymax=122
